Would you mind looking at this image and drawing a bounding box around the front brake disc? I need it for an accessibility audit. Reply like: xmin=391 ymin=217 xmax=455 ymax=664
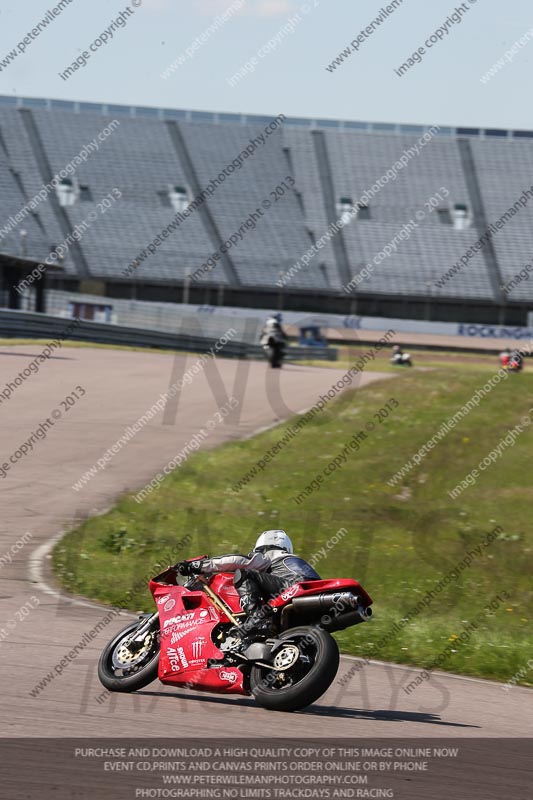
xmin=112 ymin=635 xmax=152 ymax=669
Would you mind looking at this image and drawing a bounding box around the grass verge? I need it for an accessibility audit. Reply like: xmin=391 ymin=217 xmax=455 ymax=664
xmin=53 ymin=366 xmax=533 ymax=686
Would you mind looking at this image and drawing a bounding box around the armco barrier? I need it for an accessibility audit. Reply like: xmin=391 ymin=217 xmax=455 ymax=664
xmin=0 ymin=309 xmax=337 ymax=361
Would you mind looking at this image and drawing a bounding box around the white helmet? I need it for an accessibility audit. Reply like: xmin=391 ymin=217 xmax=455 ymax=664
xmin=254 ymin=529 xmax=293 ymax=554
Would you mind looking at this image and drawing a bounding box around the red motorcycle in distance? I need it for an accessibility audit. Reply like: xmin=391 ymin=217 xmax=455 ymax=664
xmin=98 ymin=557 xmax=373 ymax=712
xmin=500 ymin=349 xmax=524 ymax=373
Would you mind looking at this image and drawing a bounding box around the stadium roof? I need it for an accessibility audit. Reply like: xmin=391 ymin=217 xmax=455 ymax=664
xmin=1 ymin=94 xmax=533 ymax=141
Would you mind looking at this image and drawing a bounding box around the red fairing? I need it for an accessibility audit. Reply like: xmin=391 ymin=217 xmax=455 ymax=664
xmin=151 ymin=583 xmax=247 ymax=695
xmin=268 ymin=578 xmax=373 ymax=609
xmin=208 ymin=573 xmax=244 ymax=614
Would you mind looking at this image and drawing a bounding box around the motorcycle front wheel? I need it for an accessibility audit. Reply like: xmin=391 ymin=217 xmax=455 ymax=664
xmin=98 ymin=620 xmax=160 ymax=692
xmin=250 ymin=626 xmax=339 ymax=712
xmin=266 ymin=345 xmax=277 ymax=367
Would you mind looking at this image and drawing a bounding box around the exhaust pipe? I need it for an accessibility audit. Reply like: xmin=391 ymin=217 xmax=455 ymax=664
xmin=290 ymin=592 xmax=359 ymax=614
xmin=282 ymin=592 xmax=372 ymax=632
xmin=320 ymin=605 xmax=372 ymax=633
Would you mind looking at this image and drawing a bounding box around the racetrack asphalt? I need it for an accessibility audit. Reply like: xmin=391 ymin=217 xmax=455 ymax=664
xmin=0 ymin=345 xmax=531 ymax=739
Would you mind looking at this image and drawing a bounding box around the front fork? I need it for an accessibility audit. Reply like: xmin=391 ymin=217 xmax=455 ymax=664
xmin=127 ymin=612 xmax=159 ymax=652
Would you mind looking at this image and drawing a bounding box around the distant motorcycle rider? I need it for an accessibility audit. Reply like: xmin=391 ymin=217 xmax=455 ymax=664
xmin=509 ymin=349 xmax=524 ymax=372
xmin=391 ymin=344 xmax=412 ymax=367
xmin=500 ymin=348 xmax=523 ymax=371
xmin=261 ymin=312 xmax=287 ymax=342
xmin=177 ymin=530 xmax=320 ymax=643
xmin=260 ymin=313 xmax=288 ymax=368
xmin=499 ymin=348 xmax=511 ymax=368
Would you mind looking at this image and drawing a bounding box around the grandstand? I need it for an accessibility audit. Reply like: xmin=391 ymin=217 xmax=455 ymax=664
xmin=1 ymin=95 xmax=533 ymax=325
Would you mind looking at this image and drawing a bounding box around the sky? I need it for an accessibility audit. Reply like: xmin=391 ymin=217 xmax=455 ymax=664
xmin=0 ymin=0 xmax=531 ymax=129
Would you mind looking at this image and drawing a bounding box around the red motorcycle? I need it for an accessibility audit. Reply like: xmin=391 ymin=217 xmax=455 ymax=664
xmin=98 ymin=556 xmax=373 ymax=712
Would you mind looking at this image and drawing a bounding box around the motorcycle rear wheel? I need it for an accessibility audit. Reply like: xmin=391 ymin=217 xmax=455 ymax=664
xmin=250 ymin=626 xmax=339 ymax=712
xmin=98 ymin=620 xmax=160 ymax=692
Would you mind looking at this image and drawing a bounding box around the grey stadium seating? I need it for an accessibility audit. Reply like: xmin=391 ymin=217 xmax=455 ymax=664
xmin=0 ymin=98 xmax=532 ymax=307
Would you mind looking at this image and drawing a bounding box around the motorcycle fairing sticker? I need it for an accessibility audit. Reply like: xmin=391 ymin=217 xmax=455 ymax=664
xmin=167 ymin=646 xmax=189 ymax=672
xmin=218 ymin=669 xmax=239 ymax=683
xmin=162 ymin=617 xmax=207 ymax=637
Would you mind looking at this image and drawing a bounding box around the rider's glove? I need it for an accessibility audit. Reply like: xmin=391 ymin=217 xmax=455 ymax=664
xmin=176 ymin=560 xmax=203 ymax=576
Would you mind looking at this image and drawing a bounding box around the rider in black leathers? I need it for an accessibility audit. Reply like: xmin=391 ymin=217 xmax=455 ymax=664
xmin=177 ymin=530 xmax=320 ymax=642
xmin=260 ymin=314 xmax=288 ymax=368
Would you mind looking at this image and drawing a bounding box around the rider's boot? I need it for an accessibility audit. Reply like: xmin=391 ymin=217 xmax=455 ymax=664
xmin=224 ymin=604 xmax=274 ymax=651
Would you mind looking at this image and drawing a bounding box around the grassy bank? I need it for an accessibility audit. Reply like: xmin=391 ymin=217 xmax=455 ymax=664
xmin=53 ymin=365 xmax=533 ymax=685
